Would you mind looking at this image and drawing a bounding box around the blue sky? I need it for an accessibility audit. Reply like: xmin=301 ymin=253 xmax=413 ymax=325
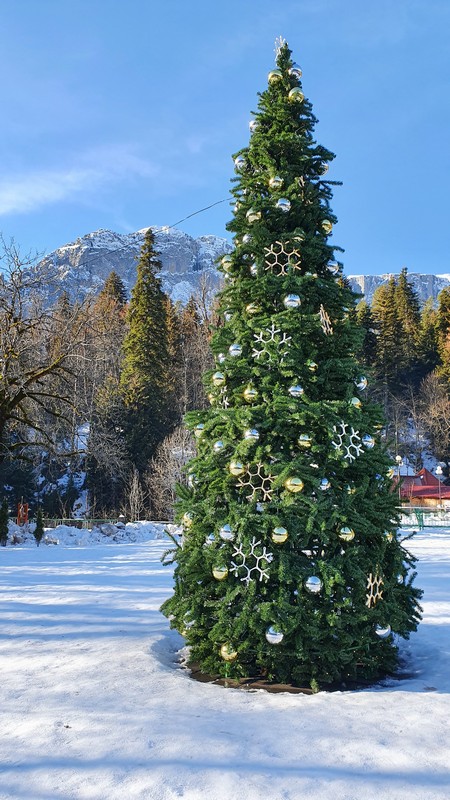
xmin=1 ymin=0 xmax=449 ymax=275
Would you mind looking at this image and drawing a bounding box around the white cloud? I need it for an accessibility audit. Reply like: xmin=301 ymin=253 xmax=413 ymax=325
xmin=0 ymin=145 xmax=159 ymax=216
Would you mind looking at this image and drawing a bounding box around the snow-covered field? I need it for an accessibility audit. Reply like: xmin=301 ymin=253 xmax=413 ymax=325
xmin=1 ymin=526 xmax=449 ymax=800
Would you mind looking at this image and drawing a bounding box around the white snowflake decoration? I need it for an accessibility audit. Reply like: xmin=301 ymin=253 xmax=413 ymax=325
xmin=366 ymin=572 xmax=384 ymax=608
xmin=219 ymin=386 xmax=230 ymax=409
xmin=231 ymin=537 xmax=273 ymax=585
xmin=252 ymin=323 xmax=292 ymax=362
xmin=319 ymin=304 xmax=333 ymax=335
xmin=236 ymin=462 xmax=276 ymax=502
xmin=274 ymin=36 xmax=287 ymax=58
xmin=331 ymin=421 xmax=363 ymax=462
xmin=264 ymin=240 xmax=302 ymax=276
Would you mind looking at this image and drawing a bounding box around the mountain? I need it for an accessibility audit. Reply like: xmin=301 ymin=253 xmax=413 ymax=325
xmin=40 ymin=227 xmax=231 ymax=304
xmin=348 ymin=273 xmax=450 ymax=305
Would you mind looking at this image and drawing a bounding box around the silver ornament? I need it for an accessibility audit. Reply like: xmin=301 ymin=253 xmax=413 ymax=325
xmin=205 ymin=533 xmax=215 ymax=546
xmin=229 ymin=343 xmax=242 ymax=357
xmin=355 ymin=376 xmax=368 ymax=390
xmin=269 ymin=175 xmax=283 ymax=190
xmin=319 ymin=478 xmax=331 ymax=491
xmin=217 ymin=353 xmax=226 ymax=364
xmin=250 ymin=263 xmax=258 ymax=276
xmin=276 ymin=197 xmax=291 ymax=212
xmin=194 ymin=423 xmax=205 ymax=438
xmin=283 ymin=293 xmax=301 ymax=309
xmin=362 ymin=434 xmax=375 ymax=449
xmin=289 ymin=63 xmax=302 ymax=79
xmin=242 ymin=233 xmax=252 ymax=244
xmin=212 ymin=371 xmax=225 ymax=387
xmin=234 ymin=155 xmax=246 ymax=171
xmin=224 ymin=310 xmax=232 ymax=322
xmin=265 ymin=626 xmax=284 ymax=645
xmin=375 ymin=624 xmax=391 ymax=639
xmin=244 ymin=428 xmax=260 ymax=440
xmin=327 ymin=260 xmax=340 ymax=274
xmin=305 ymin=576 xmax=322 ymax=594
xmin=288 ymin=384 xmax=304 ymax=398
xmin=187 ymin=472 xmax=197 ymax=488
xmin=249 ymin=119 xmax=258 ymax=133
xmin=219 ymin=524 xmax=235 ymax=542
xmin=213 ymin=440 xmax=225 ymax=453
xmin=318 ymin=161 xmax=329 ymax=175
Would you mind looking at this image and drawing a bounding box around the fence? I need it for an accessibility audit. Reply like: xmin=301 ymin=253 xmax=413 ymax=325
xmin=399 ymin=507 xmax=450 ymax=530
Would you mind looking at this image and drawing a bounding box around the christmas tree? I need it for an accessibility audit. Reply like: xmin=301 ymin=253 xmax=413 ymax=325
xmin=162 ymin=40 xmax=422 ymax=690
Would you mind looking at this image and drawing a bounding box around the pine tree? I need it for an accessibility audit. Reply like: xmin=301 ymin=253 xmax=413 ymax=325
xmin=436 ymin=287 xmax=450 ymax=381
xmin=100 ymin=271 xmax=128 ymax=308
xmin=33 ymin=506 xmax=44 ymax=547
xmin=162 ymin=41 xmax=422 ymax=689
xmin=0 ymin=498 xmax=9 ymax=546
xmin=120 ymin=229 xmax=175 ymax=473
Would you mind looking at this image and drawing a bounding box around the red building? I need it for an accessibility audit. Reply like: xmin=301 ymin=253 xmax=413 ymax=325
xmin=399 ymin=468 xmax=450 ymax=506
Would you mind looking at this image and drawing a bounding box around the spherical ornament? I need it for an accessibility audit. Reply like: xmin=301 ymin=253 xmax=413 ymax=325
xmin=250 ymin=262 xmax=258 ymax=276
xmin=288 ymin=87 xmax=304 ymax=103
xmin=242 ymin=233 xmax=252 ymax=244
xmin=384 ymin=531 xmax=394 ymax=543
xmin=244 ymin=428 xmax=260 ymax=441
xmin=212 ymin=565 xmax=228 ymax=581
xmin=387 ymin=467 xmax=395 ymax=479
xmin=397 ymin=574 xmax=404 ymax=584
xmin=229 ymin=343 xmax=242 ymax=358
xmin=375 ymin=624 xmax=391 ymax=639
xmin=350 ymin=397 xmax=362 ymax=409
xmin=268 ymin=69 xmax=282 ymax=83
xmin=217 ymin=352 xmax=226 ymax=364
xmin=229 ymin=461 xmax=245 ymax=476
xmin=221 ymin=255 xmax=233 ymax=273
xmin=355 ymin=376 xmax=368 ymax=390
xmin=233 ymin=203 xmax=240 ymax=214
xmin=289 ymin=63 xmax=302 ymax=79
xmin=298 ymin=434 xmax=312 ymax=449
xmin=194 ymin=423 xmax=205 ymax=439
xmin=362 ymin=434 xmax=375 ymax=449
xmin=213 ymin=440 xmax=225 ymax=453
xmin=306 ymin=359 xmax=318 ymax=372
xmin=288 ymin=384 xmax=304 ymax=398
xmin=182 ymin=512 xmax=193 ymax=529
xmin=318 ymin=161 xmax=329 ymax=175
xmin=339 ymin=526 xmax=355 ymax=542
xmin=285 ymin=476 xmax=304 ymax=493
xmin=321 ymin=219 xmax=333 ymax=234
xmin=283 ymin=293 xmax=301 ymax=309
xmin=219 ymin=524 xmax=235 ymax=542
xmin=269 ymin=175 xmax=283 ymax=190
xmin=272 ymin=526 xmax=288 ymax=544
xmin=319 ymin=478 xmax=331 ymax=491
xmin=205 ymin=533 xmax=215 ymax=546
xmin=276 ymin=197 xmax=291 ymax=213
xmin=243 ymin=386 xmax=258 ymax=403
xmin=246 ymin=302 xmax=260 ymax=315
xmin=246 ymin=207 xmax=261 ymax=224
xmin=234 ymin=155 xmax=246 ymax=171
xmin=249 ymin=119 xmax=258 ymax=133
xmin=327 ymin=260 xmax=339 ymax=274
xmin=212 ymin=371 xmax=226 ymax=387
xmin=265 ymin=626 xmax=284 ymax=645
xmin=305 ymin=576 xmax=322 ymax=594
xmin=220 ymin=642 xmax=238 ymax=661
xmin=224 ymin=310 xmax=232 ymax=322
xmin=187 ymin=472 xmax=197 ymax=488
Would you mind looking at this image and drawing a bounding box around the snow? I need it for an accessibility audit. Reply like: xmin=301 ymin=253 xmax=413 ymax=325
xmin=0 ymin=526 xmax=449 ymax=800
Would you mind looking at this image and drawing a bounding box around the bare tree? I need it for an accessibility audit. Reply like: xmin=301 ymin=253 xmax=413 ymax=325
xmin=123 ymin=466 xmax=146 ymax=521
xmin=419 ymin=371 xmax=450 ymax=463
xmin=145 ymin=426 xmax=195 ymax=520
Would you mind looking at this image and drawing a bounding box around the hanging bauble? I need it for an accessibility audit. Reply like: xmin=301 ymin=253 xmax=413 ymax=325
xmin=229 ymin=343 xmax=242 ymax=357
xmin=242 ymin=233 xmax=253 ymax=244
xmin=327 ymin=260 xmax=339 ymax=274
xmin=194 ymin=423 xmax=205 ymax=438
xmin=243 ymin=386 xmax=258 ymax=403
xmin=246 ymin=208 xmax=261 ymax=224
xmin=306 ymin=359 xmax=318 ymax=372
xmin=219 ymin=524 xmax=235 ymax=542
xmin=207 ymin=392 xmax=214 ymax=404
xmin=244 ymin=428 xmax=260 ymax=441
xmin=318 ymin=161 xmax=329 ymax=175
xmin=362 ymin=434 xmax=375 ymax=449
xmin=276 ymin=198 xmax=291 ymax=213
xmin=233 ymin=203 xmax=240 ymax=214
xmin=271 ymin=526 xmax=288 ymax=544
xmin=220 ymin=642 xmax=238 ymax=661
xmin=224 ymin=310 xmax=232 ymax=322
xmin=355 ymin=376 xmax=368 ymax=390
xmin=187 ymin=472 xmax=197 ymax=488
xmin=305 ymin=576 xmax=322 ymax=594
xmin=269 ymin=175 xmax=283 ymax=190
xmin=221 ymin=255 xmax=233 ymax=273
xmin=250 ymin=263 xmax=258 ymax=276
xmin=350 ymin=397 xmax=362 ymax=409
xmin=212 ymin=565 xmax=228 ymax=581
xmin=387 ymin=467 xmax=395 ymax=479
xmin=397 ymin=574 xmax=404 ymax=584
xmin=182 ymin=512 xmax=193 ymax=529
xmin=265 ymin=626 xmax=284 ymax=645
xmin=234 ymin=155 xmax=246 ymax=171
xmin=212 ymin=371 xmax=226 ymax=387
xmin=319 ymin=478 xmax=331 ymax=491
xmin=249 ymin=119 xmax=258 ymax=133
xmin=288 ymin=87 xmax=304 ymax=102
xmin=384 ymin=531 xmax=394 ymax=542
xmin=217 ymin=353 xmax=226 ymax=364
xmin=339 ymin=526 xmax=355 ymax=542
xmin=285 ymin=476 xmax=304 ymax=493
xmin=268 ymin=69 xmax=282 ymax=83
xmin=283 ymin=293 xmax=301 ymax=309
xmin=375 ymin=624 xmax=391 ymax=639
xmin=289 ymin=63 xmax=302 ymax=79
xmin=298 ymin=434 xmax=312 ymax=448
xmin=246 ymin=302 xmax=260 ymax=315
xmin=205 ymin=533 xmax=215 ymax=546
xmin=321 ymin=219 xmax=333 ymax=234
xmin=288 ymin=384 xmax=304 ymax=398
xmin=213 ymin=440 xmax=225 ymax=453
xmin=229 ymin=461 xmax=245 ymax=476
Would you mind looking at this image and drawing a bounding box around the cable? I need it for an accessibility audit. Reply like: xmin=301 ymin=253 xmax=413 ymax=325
xmin=166 ymin=197 xmax=230 ymax=229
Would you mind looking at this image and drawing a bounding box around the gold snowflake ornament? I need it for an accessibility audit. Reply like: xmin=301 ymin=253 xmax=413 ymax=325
xmin=264 ymin=240 xmax=302 ymax=276
xmin=319 ymin=304 xmax=333 ymax=335
xmin=366 ymin=572 xmax=384 ymax=608
xmin=236 ymin=462 xmax=276 ymax=502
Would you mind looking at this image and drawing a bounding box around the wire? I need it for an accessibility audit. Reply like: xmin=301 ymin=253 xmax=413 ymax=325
xmin=167 ymin=197 xmax=230 ymax=229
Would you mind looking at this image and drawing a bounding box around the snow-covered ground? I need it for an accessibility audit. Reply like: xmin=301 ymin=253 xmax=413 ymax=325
xmin=0 ymin=527 xmax=449 ymax=800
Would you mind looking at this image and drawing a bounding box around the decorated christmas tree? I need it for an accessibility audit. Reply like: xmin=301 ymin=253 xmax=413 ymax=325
xmin=162 ymin=40 xmax=422 ymax=690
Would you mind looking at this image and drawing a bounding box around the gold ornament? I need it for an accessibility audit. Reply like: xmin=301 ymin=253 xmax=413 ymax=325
xmin=243 ymin=386 xmax=258 ymax=403
xmin=306 ymin=359 xmax=318 ymax=372
xmin=246 ymin=207 xmax=262 ymax=223
xmin=182 ymin=512 xmax=193 ymax=529
xmin=366 ymin=572 xmax=384 ymax=608
xmin=220 ymin=643 xmax=238 ymax=661
xmin=229 ymin=461 xmax=245 ymax=476
xmin=271 ymin=526 xmax=288 ymax=544
xmin=288 ymin=87 xmax=304 ymax=102
xmin=221 ymin=255 xmax=233 ymax=273
xmin=285 ymin=476 xmax=304 ymax=493
xmin=268 ymin=69 xmax=282 ymax=83
xmin=298 ymin=434 xmax=312 ymax=448
xmin=194 ymin=423 xmax=205 ymax=438
xmin=339 ymin=526 xmax=355 ymax=542
xmin=350 ymin=397 xmax=362 ymax=409
xmin=269 ymin=175 xmax=283 ymax=189
xmin=246 ymin=303 xmax=260 ymax=315
xmin=212 ymin=566 xmax=228 ymax=581
xmin=321 ymin=219 xmax=333 ymax=234
xmin=264 ymin=239 xmax=302 ymax=276
xmin=212 ymin=371 xmax=226 ymax=387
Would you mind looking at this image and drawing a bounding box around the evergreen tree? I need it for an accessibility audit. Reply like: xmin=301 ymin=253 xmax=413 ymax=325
xmin=417 ymin=298 xmax=440 ymax=380
xmin=0 ymin=498 xmax=9 ymax=546
xmin=436 ymin=287 xmax=450 ymax=381
xmin=120 ymin=229 xmax=175 ymax=473
xmin=355 ymin=300 xmax=378 ymax=370
xmin=33 ymin=506 xmax=44 ymax=547
xmin=162 ymin=42 xmax=422 ymax=689
xmin=371 ymin=278 xmax=403 ymax=390
xmin=100 ymin=271 xmax=128 ymax=308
